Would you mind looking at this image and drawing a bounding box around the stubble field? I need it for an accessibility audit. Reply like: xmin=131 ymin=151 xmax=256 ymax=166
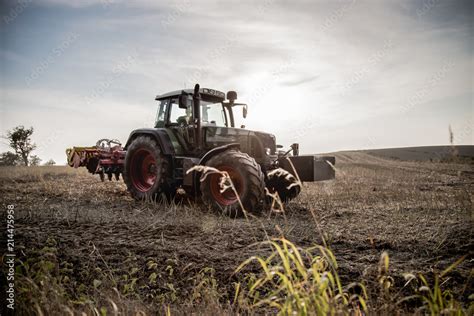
xmin=1 ymin=151 xmax=472 ymax=315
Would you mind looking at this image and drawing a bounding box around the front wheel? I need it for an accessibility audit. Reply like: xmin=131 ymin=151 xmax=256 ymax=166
xmin=200 ymin=150 xmax=265 ymax=217
xmin=266 ymin=168 xmax=301 ymax=202
xmin=123 ymin=136 xmax=170 ymax=201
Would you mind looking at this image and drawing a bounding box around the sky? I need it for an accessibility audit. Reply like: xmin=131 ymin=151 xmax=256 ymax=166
xmin=0 ymin=0 xmax=472 ymax=164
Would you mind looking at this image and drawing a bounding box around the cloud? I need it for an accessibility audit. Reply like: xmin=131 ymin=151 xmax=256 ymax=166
xmin=31 ymin=0 xmax=113 ymax=8
xmin=282 ymin=75 xmax=320 ymax=87
xmin=0 ymin=0 xmax=472 ymax=163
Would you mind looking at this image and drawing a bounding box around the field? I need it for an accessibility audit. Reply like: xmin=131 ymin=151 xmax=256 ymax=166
xmin=360 ymin=145 xmax=474 ymax=162
xmin=1 ymin=151 xmax=473 ymax=314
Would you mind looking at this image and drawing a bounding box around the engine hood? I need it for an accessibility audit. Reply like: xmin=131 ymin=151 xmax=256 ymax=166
xmin=203 ymin=126 xmax=277 ymax=156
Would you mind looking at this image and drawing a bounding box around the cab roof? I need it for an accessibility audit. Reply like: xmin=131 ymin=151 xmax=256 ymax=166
xmin=155 ymin=88 xmax=226 ymax=101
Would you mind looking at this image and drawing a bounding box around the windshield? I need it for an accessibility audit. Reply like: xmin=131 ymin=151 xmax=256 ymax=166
xmin=155 ymin=99 xmax=229 ymax=127
xmin=201 ymin=101 xmax=227 ymax=127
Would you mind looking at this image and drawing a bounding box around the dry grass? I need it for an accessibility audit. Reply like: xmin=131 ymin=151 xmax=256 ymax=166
xmin=0 ymin=165 xmax=79 ymax=181
xmin=0 ymin=152 xmax=472 ymax=314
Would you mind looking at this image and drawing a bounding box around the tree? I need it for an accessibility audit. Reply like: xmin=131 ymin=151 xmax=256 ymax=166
xmin=6 ymin=126 xmax=37 ymax=166
xmin=44 ymin=159 xmax=56 ymax=166
xmin=29 ymin=155 xmax=42 ymax=166
xmin=0 ymin=152 xmax=20 ymax=166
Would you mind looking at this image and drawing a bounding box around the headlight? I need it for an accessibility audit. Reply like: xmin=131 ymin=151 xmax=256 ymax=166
xmin=265 ymin=147 xmax=271 ymax=155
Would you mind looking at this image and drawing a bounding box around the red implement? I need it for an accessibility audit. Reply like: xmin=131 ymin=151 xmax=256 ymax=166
xmin=66 ymin=139 xmax=125 ymax=181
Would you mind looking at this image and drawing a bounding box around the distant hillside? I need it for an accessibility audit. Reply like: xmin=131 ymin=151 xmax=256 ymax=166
xmin=344 ymin=145 xmax=474 ymax=162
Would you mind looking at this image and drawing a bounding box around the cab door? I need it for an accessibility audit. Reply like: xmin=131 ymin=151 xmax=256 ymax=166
xmin=165 ymin=98 xmax=195 ymax=153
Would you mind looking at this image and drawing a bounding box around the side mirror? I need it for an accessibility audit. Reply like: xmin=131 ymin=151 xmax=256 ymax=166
xmin=227 ymin=91 xmax=237 ymax=102
xmin=243 ymin=105 xmax=248 ymax=118
xmin=291 ymin=143 xmax=299 ymax=156
xmin=179 ymin=92 xmax=190 ymax=109
xmin=276 ymin=144 xmax=283 ymax=149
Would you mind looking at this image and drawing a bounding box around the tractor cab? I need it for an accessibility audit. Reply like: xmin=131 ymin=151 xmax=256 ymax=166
xmin=155 ymin=88 xmax=231 ymax=128
xmin=154 ymin=86 xmax=250 ymax=156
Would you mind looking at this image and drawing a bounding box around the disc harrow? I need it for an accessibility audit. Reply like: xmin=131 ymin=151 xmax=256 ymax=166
xmin=66 ymin=139 xmax=125 ymax=182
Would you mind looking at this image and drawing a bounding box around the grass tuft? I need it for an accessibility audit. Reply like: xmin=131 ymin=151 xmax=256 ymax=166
xmin=235 ymin=237 xmax=367 ymax=315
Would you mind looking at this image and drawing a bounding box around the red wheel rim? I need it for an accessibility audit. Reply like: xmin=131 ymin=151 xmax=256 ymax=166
xmin=209 ymin=166 xmax=244 ymax=206
xmin=130 ymin=149 xmax=157 ymax=192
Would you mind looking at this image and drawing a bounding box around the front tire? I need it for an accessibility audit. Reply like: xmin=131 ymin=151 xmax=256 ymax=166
xmin=201 ymin=150 xmax=265 ymax=216
xmin=123 ymin=136 xmax=170 ymax=201
xmin=266 ymin=168 xmax=301 ymax=202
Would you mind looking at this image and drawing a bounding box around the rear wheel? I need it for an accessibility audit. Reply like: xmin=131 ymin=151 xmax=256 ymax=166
xmin=123 ymin=136 xmax=170 ymax=201
xmin=266 ymin=168 xmax=301 ymax=202
xmin=201 ymin=150 xmax=265 ymax=216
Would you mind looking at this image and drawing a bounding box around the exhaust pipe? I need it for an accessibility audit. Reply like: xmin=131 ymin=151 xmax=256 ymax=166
xmin=193 ymin=84 xmax=202 ymax=150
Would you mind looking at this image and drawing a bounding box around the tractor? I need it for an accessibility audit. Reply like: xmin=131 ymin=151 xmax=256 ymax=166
xmin=67 ymin=84 xmax=335 ymax=215
xmin=122 ymin=84 xmax=334 ymax=215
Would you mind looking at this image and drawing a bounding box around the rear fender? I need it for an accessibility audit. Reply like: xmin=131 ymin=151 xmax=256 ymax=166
xmin=199 ymin=143 xmax=241 ymax=166
xmin=124 ymin=129 xmax=175 ymax=156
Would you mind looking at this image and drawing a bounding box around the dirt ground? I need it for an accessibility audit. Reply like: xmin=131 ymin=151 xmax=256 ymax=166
xmin=1 ymin=151 xmax=473 ymax=314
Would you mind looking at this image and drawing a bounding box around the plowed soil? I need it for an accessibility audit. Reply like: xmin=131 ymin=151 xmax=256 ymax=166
xmin=1 ymin=152 xmax=472 ymax=313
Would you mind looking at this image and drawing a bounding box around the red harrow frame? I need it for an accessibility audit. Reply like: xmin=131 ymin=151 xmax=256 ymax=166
xmin=66 ymin=139 xmax=126 ymax=181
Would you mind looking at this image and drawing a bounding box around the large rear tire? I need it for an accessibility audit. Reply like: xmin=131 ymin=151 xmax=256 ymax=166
xmin=266 ymin=168 xmax=301 ymax=202
xmin=123 ymin=136 xmax=171 ymax=201
xmin=201 ymin=150 xmax=265 ymax=216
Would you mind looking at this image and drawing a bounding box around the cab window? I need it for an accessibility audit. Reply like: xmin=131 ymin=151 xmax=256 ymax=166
xmin=201 ymin=101 xmax=227 ymax=127
xmin=169 ymin=98 xmax=192 ymax=125
xmin=154 ymin=100 xmax=167 ymax=128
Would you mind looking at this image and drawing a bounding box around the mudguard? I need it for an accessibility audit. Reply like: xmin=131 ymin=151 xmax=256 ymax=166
xmin=199 ymin=143 xmax=241 ymax=165
xmin=124 ymin=128 xmax=176 ymax=156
